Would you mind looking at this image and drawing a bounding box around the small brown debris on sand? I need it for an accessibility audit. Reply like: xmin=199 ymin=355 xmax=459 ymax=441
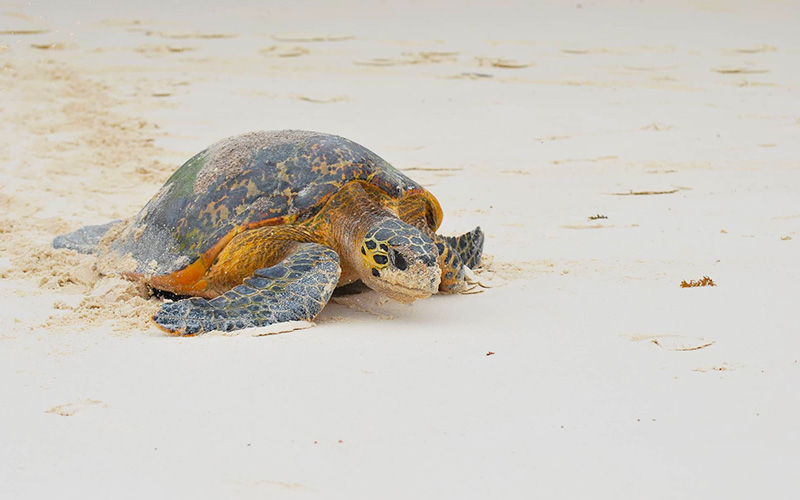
xmin=650 ymin=337 xmax=714 ymax=351
xmin=694 ymin=362 xmax=738 ymax=372
xmin=680 ymin=276 xmax=716 ymax=288
xmin=630 ymin=334 xmax=715 ymax=351
xmin=611 ymin=189 xmax=679 ymax=196
xmin=673 ymin=341 xmax=715 ymax=352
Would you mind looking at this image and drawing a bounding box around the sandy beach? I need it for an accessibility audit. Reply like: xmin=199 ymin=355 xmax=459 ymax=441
xmin=1 ymin=0 xmax=799 ymax=498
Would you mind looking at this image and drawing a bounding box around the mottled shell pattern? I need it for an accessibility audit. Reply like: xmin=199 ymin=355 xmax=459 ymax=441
xmin=112 ymin=131 xmax=441 ymax=277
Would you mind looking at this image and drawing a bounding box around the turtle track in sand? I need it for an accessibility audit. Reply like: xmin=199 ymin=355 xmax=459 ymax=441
xmin=1 ymin=56 xmax=172 ymax=333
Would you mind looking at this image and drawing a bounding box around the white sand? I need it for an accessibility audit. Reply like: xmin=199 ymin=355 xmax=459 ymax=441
xmin=1 ymin=1 xmax=799 ymax=498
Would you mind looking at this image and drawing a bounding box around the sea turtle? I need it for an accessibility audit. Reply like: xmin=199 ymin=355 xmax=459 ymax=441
xmin=53 ymin=130 xmax=484 ymax=335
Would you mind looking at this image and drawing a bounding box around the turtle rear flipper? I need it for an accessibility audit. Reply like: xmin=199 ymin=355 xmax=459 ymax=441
xmin=444 ymin=226 xmax=484 ymax=269
xmin=153 ymin=242 xmax=341 ymax=336
xmin=52 ymin=220 xmax=121 ymax=254
xmin=435 ymin=226 xmax=484 ymax=293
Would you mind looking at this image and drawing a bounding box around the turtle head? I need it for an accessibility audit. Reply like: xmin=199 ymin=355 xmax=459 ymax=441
xmin=358 ymin=219 xmax=441 ymax=302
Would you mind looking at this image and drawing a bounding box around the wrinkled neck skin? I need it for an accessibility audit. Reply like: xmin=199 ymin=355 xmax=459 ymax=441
xmin=323 ymin=182 xmax=393 ymax=270
xmin=321 ymin=182 xmax=441 ymax=302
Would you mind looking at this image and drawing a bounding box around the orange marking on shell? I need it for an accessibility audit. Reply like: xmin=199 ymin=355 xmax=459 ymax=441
xmin=429 ymin=194 xmax=443 ymax=230
xmin=150 ymin=258 xmax=209 ymax=293
xmin=242 ymin=214 xmax=295 ymax=230
xmin=150 ymin=229 xmax=237 ymax=293
xmin=405 ymin=189 xmax=443 ymax=230
xmin=151 ymin=214 xmax=297 ymax=294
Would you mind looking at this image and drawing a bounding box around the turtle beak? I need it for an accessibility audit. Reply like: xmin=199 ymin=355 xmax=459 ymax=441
xmin=366 ymin=244 xmax=440 ymax=303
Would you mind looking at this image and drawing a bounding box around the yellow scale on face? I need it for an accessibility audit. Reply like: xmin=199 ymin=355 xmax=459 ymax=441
xmin=360 ymin=235 xmax=390 ymax=277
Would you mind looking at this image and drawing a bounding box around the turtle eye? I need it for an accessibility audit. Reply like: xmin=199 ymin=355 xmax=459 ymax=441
xmin=389 ymin=249 xmax=407 ymax=271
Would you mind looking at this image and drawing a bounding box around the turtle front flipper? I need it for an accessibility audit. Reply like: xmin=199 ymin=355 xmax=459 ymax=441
xmin=434 ymin=226 xmax=484 ymax=293
xmin=153 ymin=243 xmax=341 ymax=336
xmin=53 ymin=220 xmax=121 ymax=254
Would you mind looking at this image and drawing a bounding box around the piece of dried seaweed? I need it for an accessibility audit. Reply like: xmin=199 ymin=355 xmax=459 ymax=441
xmin=611 ymin=189 xmax=679 ymax=196
xmin=680 ymin=276 xmax=716 ymax=288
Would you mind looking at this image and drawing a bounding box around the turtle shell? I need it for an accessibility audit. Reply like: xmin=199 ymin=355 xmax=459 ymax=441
xmin=112 ymin=130 xmax=442 ymax=281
